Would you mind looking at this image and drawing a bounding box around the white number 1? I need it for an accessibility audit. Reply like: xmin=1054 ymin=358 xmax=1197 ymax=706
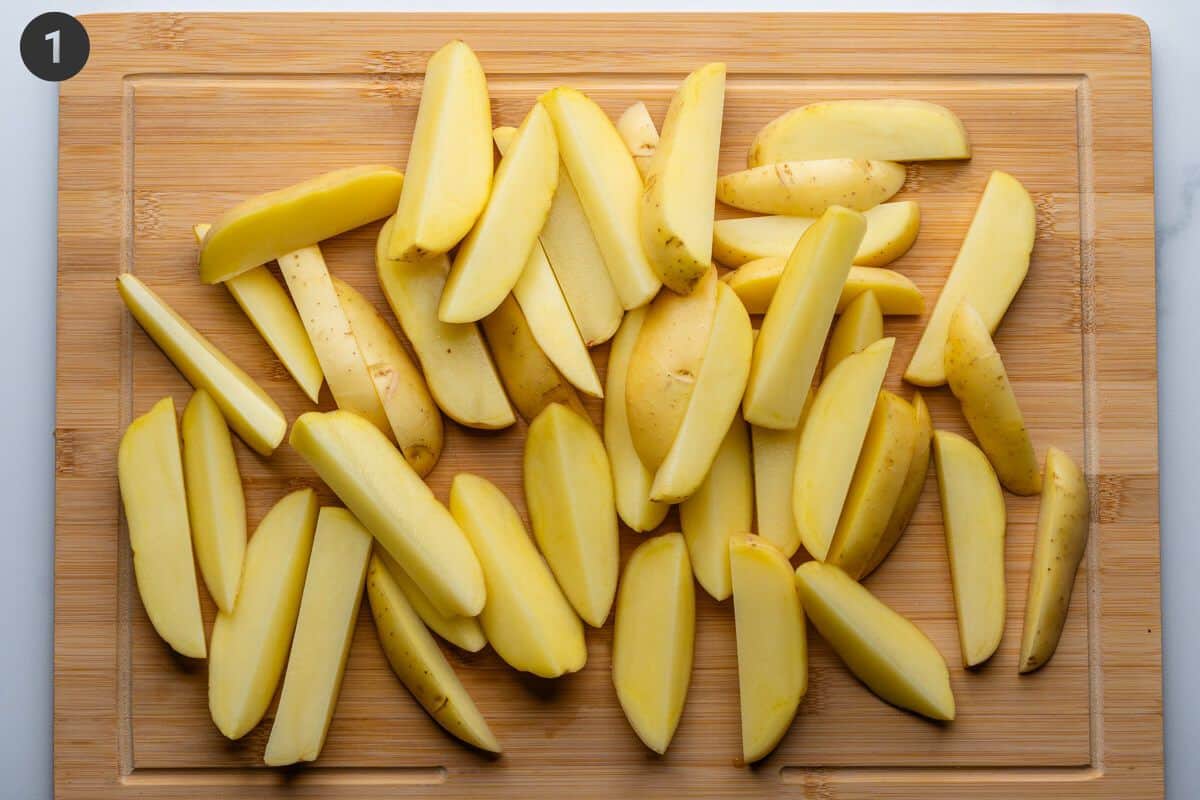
xmin=45 ymin=29 xmax=60 ymax=64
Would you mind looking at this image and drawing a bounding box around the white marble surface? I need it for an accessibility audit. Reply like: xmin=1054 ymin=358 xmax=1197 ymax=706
xmin=1 ymin=0 xmax=1194 ymax=796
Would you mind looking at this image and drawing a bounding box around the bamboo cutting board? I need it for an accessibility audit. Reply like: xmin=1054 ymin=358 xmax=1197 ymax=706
xmin=55 ymin=12 xmax=1160 ymax=799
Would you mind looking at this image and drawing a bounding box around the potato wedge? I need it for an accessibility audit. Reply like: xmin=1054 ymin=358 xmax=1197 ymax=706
xmin=199 ymin=165 xmax=404 ymax=284
xmin=743 ymin=206 xmax=866 ymax=429
xmin=793 ymin=338 xmax=895 ymax=561
xmin=118 ymin=397 xmax=206 ymax=658
xmin=750 ymin=390 xmax=812 ymax=558
xmin=377 ymin=547 xmax=486 ymax=653
xmin=524 ymin=403 xmax=619 ymax=627
xmin=617 ymin=101 xmax=659 ymax=177
xmin=933 ymin=430 xmax=1006 ymax=667
xmin=826 ymin=391 xmax=917 ymax=579
xmin=117 ymin=274 xmax=287 ymax=456
xmin=604 ymin=308 xmax=671 ymax=532
xmin=794 ymin=561 xmax=955 ymax=721
xmin=862 ymin=392 xmax=933 ymax=577
xmin=1019 ymin=447 xmax=1090 ymax=673
xmin=640 ymin=62 xmax=726 ymax=294
xmin=680 ymin=415 xmax=752 ymax=601
xmin=366 ymin=552 xmax=501 ymax=752
xmin=541 ymin=87 xmax=661 ymax=309
xmin=731 ymin=533 xmax=807 ymax=762
xmin=726 ymin=258 xmax=923 ymax=317
xmin=181 ymin=389 xmax=246 ymax=614
xmin=387 ymin=41 xmax=492 ymax=260
xmin=651 ymin=282 xmax=754 ymax=503
xmin=945 ymin=301 xmax=1040 ymax=495
xmin=440 ymin=106 xmax=559 ymax=323
xmin=613 ymin=533 xmax=695 ymax=754
xmin=717 ymin=160 xmax=905 ymax=216
xmin=290 ymin=410 xmax=485 ymax=618
xmin=450 ymin=473 xmax=586 ymax=677
xmin=376 ymin=217 xmax=515 ymax=430
xmin=712 ymin=201 xmax=920 ymax=269
xmin=905 ymin=170 xmax=1035 ymax=386
xmin=749 ymin=99 xmax=970 ymax=166
xmin=209 ymin=489 xmax=318 ymax=739
xmin=824 ymin=290 xmax=883 ymax=377
xmin=264 ymin=508 xmax=372 ymax=766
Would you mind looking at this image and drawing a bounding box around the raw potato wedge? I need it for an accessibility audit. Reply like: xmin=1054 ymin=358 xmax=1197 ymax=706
xmin=906 ymin=170 xmax=1035 ymax=386
xmin=604 ymin=308 xmax=671 ymax=532
xmin=793 ymin=338 xmax=896 ymax=561
xmin=440 ymin=106 xmax=559 ymax=323
xmin=117 ymin=275 xmax=287 ymax=455
xmin=751 ymin=390 xmax=812 ymax=558
xmin=450 ymin=473 xmax=586 ymax=677
xmin=279 ymin=246 xmax=391 ymax=436
xmin=388 ymin=41 xmax=492 ymax=261
xmin=541 ymin=87 xmax=661 ymax=309
xmin=209 ymin=489 xmax=319 ymax=739
xmin=749 ymin=99 xmax=970 ymax=166
xmin=366 ymin=552 xmax=501 ymax=752
xmin=640 ymin=62 xmax=726 ymax=294
xmin=717 ymin=160 xmax=906 ymax=216
xmin=376 ymin=217 xmax=515 ymax=430
xmin=118 ymin=397 xmax=206 ymax=658
xmin=726 ymin=258 xmax=923 ymax=316
xmin=743 ymin=206 xmax=867 ymax=429
xmin=652 ymin=282 xmax=754 ymax=503
xmin=826 ymin=391 xmax=917 ymax=579
xmin=794 ymin=561 xmax=955 ymax=721
xmin=524 ymin=403 xmax=620 ymax=627
xmin=933 ymin=430 xmax=1006 ymax=667
xmin=290 ymin=410 xmax=485 ymax=618
xmin=731 ymin=533 xmax=808 ymax=762
xmin=181 ymin=389 xmax=246 ymax=615
xmin=824 ymin=290 xmax=883 ymax=377
xmin=199 ymin=165 xmax=404 ymax=284
xmin=862 ymin=392 xmax=933 ymax=577
xmin=712 ymin=201 xmax=920 ymax=268
xmin=376 ymin=548 xmax=486 ymax=653
xmin=613 ymin=533 xmax=696 ymax=754
xmin=480 ymin=295 xmax=587 ymax=423
xmin=945 ymin=301 xmax=1041 ymax=495
xmin=617 ymin=101 xmax=659 ymax=177
xmin=679 ymin=415 xmax=753 ymax=601
xmin=264 ymin=508 xmax=372 ymax=766
xmin=1019 ymin=447 xmax=1090 ymax=673
xmin=192 ymin=223 xmax=323 ymax=403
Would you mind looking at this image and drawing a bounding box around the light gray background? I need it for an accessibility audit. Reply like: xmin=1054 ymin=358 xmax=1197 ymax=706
xmin=2 ymin=0 xmax=1192 ymax=797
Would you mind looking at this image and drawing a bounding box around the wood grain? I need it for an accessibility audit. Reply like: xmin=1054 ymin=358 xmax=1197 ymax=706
xmin=55 ymin=13 xmax=1159 ymax=799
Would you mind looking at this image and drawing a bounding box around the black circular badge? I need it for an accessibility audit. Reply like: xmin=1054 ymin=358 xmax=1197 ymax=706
xmin=21 ymin=12 xmax=89 ymax=82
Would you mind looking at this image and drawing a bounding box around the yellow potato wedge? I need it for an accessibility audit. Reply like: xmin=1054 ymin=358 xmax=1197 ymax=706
xmin=933 ymin=430 xmax=1006 ymax=667
xmin=617 ymin=101 xmax=659 ymax=177
xmin=750 ymin=390 xmax=812 ymax=558
xmin=376 ymin=217 xmax=515 ymax=430
xmin=743 ymin=206 xmax=866 ymax=429
xmin=289 ymin=410 xmax=485 ymax=618
xmin=749 ymin=99 xmax=970 ymax=166
xmin=906 ymin=170 xmax=1035 ymax=386
xmin=826 ymin=391 xmax=918 ymax=579
xmin=450 ymin=473 xmax=586 ymax=677
xmin=118 ymin=397 xmax=206 ymax=658
xmin=541 ymin=87 xmax=661 ymax=309
xmin=679 ymin=415 xmax=753 ymax=601
xmin=731 ymin=533 xmax=807 ymax=762
xmin=387 ymin=41 xmax=492 ymax=261
xmin=366 ymin=552 xmax=501 ymax=752
xmin=640 ymin=62 xmax=726 ymax=294
xmin=524 ymin=403 xmax=619 ymax=627
xmin=793 ymin=338 xmax=895 ymax=561
xmin=1019 ymin=447 xmax=1090 ymax=674
xmin=717 ymin=160 xmax=906 ymax=216
xmin=862 ymin=392 xmax=933 ymax=577
xmin=613 ymin=533 xmax=696 ymax=754
xmin=117 ymin=274 xmax=287 ymax=456
xmin=209 ymin=489 xmax=319 ymax=739
xmin=181 ymin=389 xmax=246 ymax=615
xmin=199 ymin=165 xmax=404 ymax=284
xmin=376 ymin=547 xmax=486 ymax=653
xmin=264 ymin=508 xmax=372 ymax=766
xmin=945 ymin=301 xmax=1041 ymax=495
xmin=726 ymin=258 xmax=924 ymax=317
xmin=824 ymin=290 xmax=883 ymax=377
xmin=794 ymin=561 xmax=955 ymax=721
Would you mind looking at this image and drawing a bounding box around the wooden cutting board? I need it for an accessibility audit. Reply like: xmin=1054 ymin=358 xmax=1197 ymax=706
xmin=55 ymin=12 xmax=1160 ymax=799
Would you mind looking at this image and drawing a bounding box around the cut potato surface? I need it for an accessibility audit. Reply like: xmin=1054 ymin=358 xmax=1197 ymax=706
xmin=750 ymin=390 xmax=812 ymax=558
xmin=726 ymin=258 xmax=923 ymax=317
xmin=862 ymin=392 xmax=933 ymax=577
xmin=377 ymin=547 xmax=486 ymax=653
xmin=824 ymin=289 xmax=883 ymax=378
xmin=617 ymin=101 xmax=660 ymax=177
xmin=717 ymin=159 xmax=906 ymax=216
